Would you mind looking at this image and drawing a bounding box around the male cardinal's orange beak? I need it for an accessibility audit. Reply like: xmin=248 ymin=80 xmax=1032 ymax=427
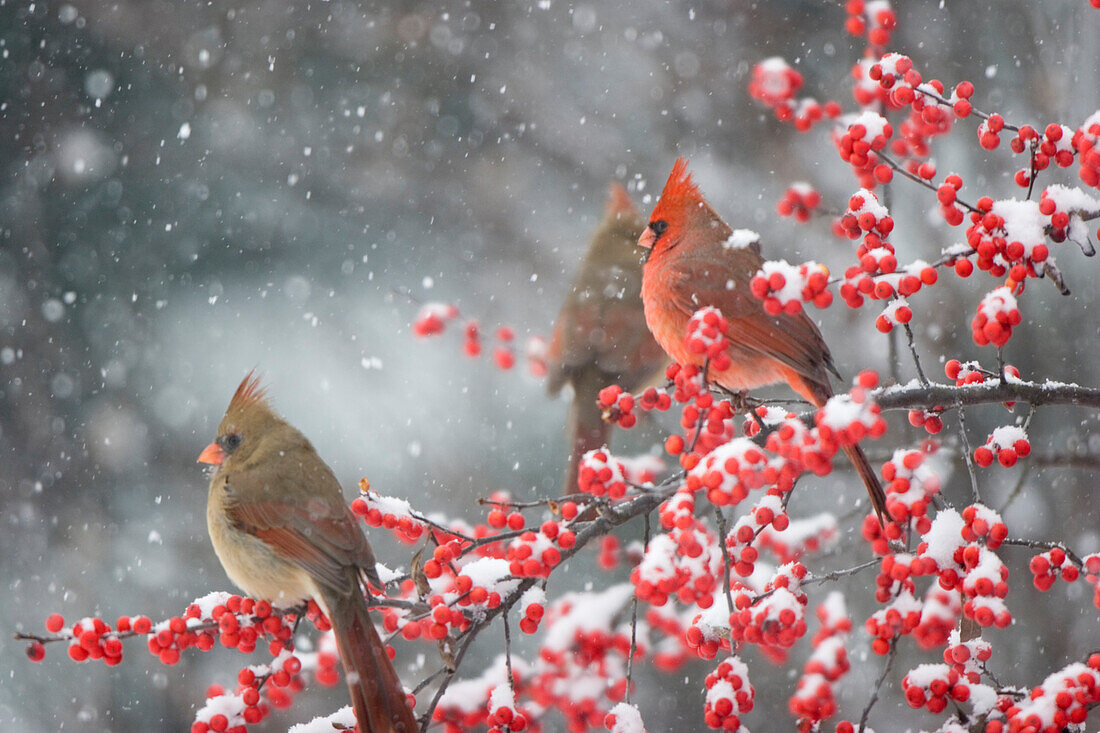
xmin=637 ymin=226 xmax=657 ymax=250
xmin=197 ymin=442 xmax=226 ymax=465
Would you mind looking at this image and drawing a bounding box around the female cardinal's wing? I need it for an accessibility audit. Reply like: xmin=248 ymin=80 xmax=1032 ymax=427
xmin=667 ymin=247 xmax=838 ymax=386
xmin=219 ymin=466 xmax=381 ymax=593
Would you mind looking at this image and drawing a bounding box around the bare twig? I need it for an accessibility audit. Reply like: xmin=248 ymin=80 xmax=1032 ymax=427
xmin=858 ymin=637 xmax=898 ymax=732
xmin=625 ymin=514 xmax=650 ymax=704
xmin=714 ymin=506 xmax=737 ymax=618
xmin=803 ymin=558 xmax=881 ymax=587
xmin=901 ymin=320 xmax=929 ymax=387
xmin=956 ymin=407 xmax=982 ymax=504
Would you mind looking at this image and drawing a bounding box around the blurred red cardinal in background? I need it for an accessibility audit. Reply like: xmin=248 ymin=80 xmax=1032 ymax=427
xmin=546 ymin=184 xmax=667 ymax=493
xmin=199 ymin=374 xmax=418 ymax=733
xmin=638 ymin=159 xmax=887 ymax=520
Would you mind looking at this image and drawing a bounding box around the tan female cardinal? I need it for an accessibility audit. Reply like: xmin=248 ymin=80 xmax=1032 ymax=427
xmin=638 ymin=159 xmax=887 ymax=520
xmin=546 ymin=183 xmax=666 ymax=493
xmin=198 ymin=374 xmax=418 ymax=733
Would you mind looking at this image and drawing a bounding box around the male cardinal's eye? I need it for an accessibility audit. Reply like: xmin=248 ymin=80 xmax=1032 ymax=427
xmin=650 ymin=219 xmax=669 ymax=239
xmin=223 ymin=433 xmax=243 ymax=451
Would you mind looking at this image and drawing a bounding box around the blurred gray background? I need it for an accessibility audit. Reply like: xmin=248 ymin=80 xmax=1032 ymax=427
xmin=3 ymin=1 xmax=1100 ymax=731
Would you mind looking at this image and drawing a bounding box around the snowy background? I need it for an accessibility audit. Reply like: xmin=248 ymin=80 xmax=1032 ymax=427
xmin=3 ymin=1 xmax=1100 ymax=730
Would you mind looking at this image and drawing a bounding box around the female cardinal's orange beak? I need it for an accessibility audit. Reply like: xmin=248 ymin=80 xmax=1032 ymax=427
xmin=197 ymin=442 xmax=226 ymax=465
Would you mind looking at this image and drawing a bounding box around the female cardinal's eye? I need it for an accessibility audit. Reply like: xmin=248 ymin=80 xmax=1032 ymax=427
xmin=650 ymin=219 xmax=669 ymax=239
xmin=223 ymin=433 xmax=243 ymax=451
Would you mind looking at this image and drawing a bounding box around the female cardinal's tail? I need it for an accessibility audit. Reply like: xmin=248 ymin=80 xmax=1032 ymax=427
xmin=324 ymin=584 xmax=418 ymax=733
xmin=842 ymin=442 xmax=888 ymax=523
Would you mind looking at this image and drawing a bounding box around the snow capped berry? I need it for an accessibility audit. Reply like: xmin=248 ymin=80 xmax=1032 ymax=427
xmin=777 ymin=182 xmax=822 ymax=222
xmin=684 ymin=307 xmax=732 ymax=372
xmin=750 ymin=260 xmax=832 ymax=315
xmin=703 ymin=656 xmax=755 ymax=730
xmin=973 ymin=426 xmax=1029 ymax=468
xmin=971 ymin=287 xmax=1021 ymax=348
xmin=875 ymin=298 xmax=912 ymax=333
xmin=577 ymin=448 xmax=629 ymax=499
xmin=604 ymin=703 xmax=647 ymax=733
xmin=412 ymin=302 xmax=458 ymax=337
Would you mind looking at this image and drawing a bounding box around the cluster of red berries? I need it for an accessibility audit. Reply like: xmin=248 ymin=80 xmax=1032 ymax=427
xmin=901 ymin=663 xmax=982 ymax=714
xmin=684 ymin=307 xmax=733 ymax=369
xmin=412 ymin=302 xmax=459 ymax=336
xmin=750 ymin=261 xmax=832 ymax=314
xmin=1074 ymin=112 xmax=1100 ymax=188
xmin=836 ymin=113 xmax=893 ymax=183
xmin=685 ymin=437 xmax=784 ymax=508
xmin=911 ymin=586 xmax=962 ymax=650
xmin=973 ymin=425 xmax=1031 ymax=468
xmin=942 ymin=630 xmax=992 ymax=682
xmin=788 ymin=593 xmax=850 ymax=729
xmin=1029 ymin=547 xmax=1080 ymax=591
xmin=864 ymin=588 xmax=923 ymax=654
xmin=874 ymin=298 xmax=913 ymax=333
xmin=748 ymin=57 xmax=841 ymax=131
xmin=959 ymin=547 xmax=1010 ymax=629
xmin=725 ymin=494 xmax=790 ymax=577
xmin=487 ymin=686 xmax=530 ymax=733
xmin=596 ymin=384 xmax=639 ymax=429
xmin=1040 ymin=184 xmax=1100 ymax=243
xmin=843 ymin=0 xmax=896 ymax=47
xmin=945 ymin=359 xmax=1021 ymax=391
xmin=814 ymin=371 xmax=888 ymax=451
xmin=634 ymin=526 xmax=720 ymax=610
xmin=506 ymin=522 xmax=575 ymax=578
xmin=577 ymin=448 xmax=629 ymax=499
xmin=729 ymin=563 xmax=810 ymax=651
xmin=906 ymin=407 xmax=944 ymax=435
xmin=838 ymin=189 xmax=894 ymax=239
xmin=972 ymin=286 xmax=1022 ymax=348
xmin=352 ymin=482 xmax=426 ymax=544
xmin=960 ymin=504 xmax=1009 ymax=548
xmin=517 ymin=587 xmax=547 ymax=634
xmin=776 ymin=183 xmax=822 ymax=222
xmin=963 ymin=197 xmax=1050 ymax=284
xmin=703 ymin=656 xmax=755 ymax=731
xmin=42 ymin=614 xmax=134 ymax=665
xmin=1000 ymin=657 xmax=1100 ymax=733
xmin=934 ymin=173 xmax=968 ymax=226
xmin=880 ymin=448 xmax=941 ymax=529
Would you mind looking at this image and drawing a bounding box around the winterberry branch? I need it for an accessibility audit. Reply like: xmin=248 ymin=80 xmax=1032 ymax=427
xmin=857 ymin=636 xmax=898 ymax=732
xmin=803 ymin=558 xmax=880 ymax=587
xmin=714 ymin=506 xmax=737 ymax=619
xmin=901 ymin=319 xmax=929 ymax=387
xmin=955 ymin=407 xmax=983 ymax=505
xmin=872 ymin=379 xmax=1100 ymax=411
xmin=1001 ymin=537 xmax=1085 ymax=568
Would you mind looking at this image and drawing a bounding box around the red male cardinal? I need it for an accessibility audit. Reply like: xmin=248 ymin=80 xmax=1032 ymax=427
xmin=199 ymin=374 xmax=418 ymax=733
xmin=546 ymin=183 xmax=667 ymax=493
xmin=638 ymin=159 xmax=887 ymax=520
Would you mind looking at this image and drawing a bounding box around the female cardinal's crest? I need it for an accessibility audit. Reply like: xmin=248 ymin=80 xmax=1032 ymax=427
xmin=228 ymin=371 xmax=269 ymax=413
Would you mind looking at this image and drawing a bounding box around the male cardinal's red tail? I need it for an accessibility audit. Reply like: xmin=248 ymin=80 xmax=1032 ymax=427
xmin=563 ymin=368 xmax=615 ymax=494
xmin=324 ymin=585 xmax=418 ymax=733
xmin=843 ymin=442 xmax=889 ymax=522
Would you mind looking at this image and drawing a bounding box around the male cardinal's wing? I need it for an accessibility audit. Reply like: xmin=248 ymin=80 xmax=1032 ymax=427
xmin=667 ymin=250 xmax=835 ymax=385
xmin=221 ymin=469 xmax=380 ymax=593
